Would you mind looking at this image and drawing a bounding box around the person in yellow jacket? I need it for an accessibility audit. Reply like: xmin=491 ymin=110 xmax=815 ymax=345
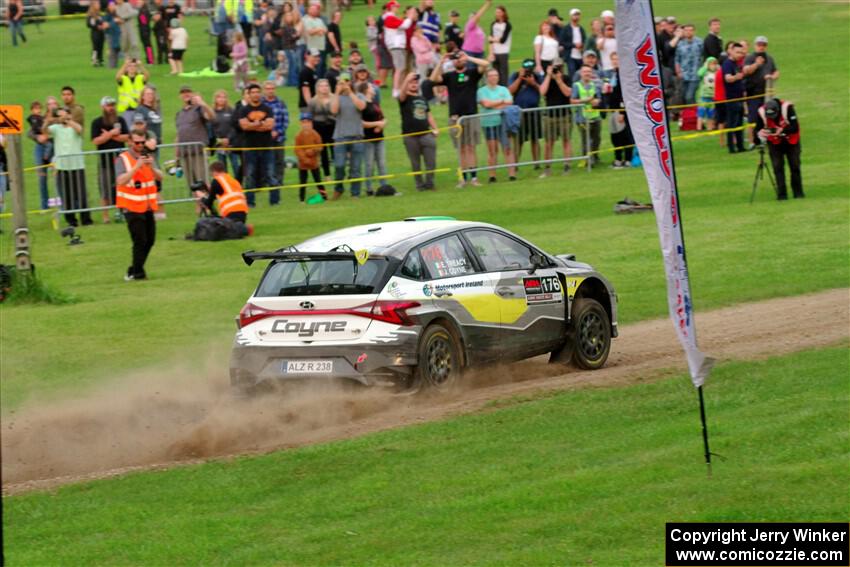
xmin=201 ymin=161 xmax=249 ymax=223
xmin=116 ymin=58 xmax=150 ymax=115
xmin=115 ymin=128 xmax=163 ymax=281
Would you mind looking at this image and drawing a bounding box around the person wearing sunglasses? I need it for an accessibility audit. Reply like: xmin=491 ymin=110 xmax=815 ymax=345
xmin=115 ymin=129 xmax=163 ymax=281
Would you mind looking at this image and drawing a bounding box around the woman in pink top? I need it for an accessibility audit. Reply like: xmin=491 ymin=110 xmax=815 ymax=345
xmin=461 ymin=0 xmax=490 ymax=58
xmin=410 ymin=27 xmax=435 ymax=78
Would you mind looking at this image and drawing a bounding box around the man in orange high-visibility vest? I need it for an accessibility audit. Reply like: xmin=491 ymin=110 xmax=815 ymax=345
xmin=115 ymin=128 xmax=163 ymax=281
xmin=201 ymin=161 xmax=249 ymax=223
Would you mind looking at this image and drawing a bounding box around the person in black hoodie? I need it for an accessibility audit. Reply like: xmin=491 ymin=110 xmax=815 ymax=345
xmin=604 ymin=52 xmax=633 ymax=169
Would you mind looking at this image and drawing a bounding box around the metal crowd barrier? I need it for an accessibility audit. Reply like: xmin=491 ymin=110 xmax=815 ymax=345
xmin=455 ymin=104 xmax=591 ymax=178
xmin=52 ymin=142 xmax=208 ymax=220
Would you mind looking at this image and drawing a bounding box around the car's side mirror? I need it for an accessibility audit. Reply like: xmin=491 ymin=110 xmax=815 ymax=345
xmin=528 ymin=253 xmax=547 ymax=274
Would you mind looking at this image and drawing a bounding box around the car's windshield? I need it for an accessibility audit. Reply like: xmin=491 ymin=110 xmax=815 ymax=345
xmin=256 ymin=259 xmax=388 ymax=296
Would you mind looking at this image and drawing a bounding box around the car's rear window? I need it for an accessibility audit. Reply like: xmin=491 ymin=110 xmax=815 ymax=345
xmin=256 ymin=259 xmax=389 ymax=296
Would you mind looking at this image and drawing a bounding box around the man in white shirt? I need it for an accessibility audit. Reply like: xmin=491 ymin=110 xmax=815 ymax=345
xmin=561 ymin=8 xmax=586 ymax=78
xmin=302 ymin=1 xmax=328 ymax=75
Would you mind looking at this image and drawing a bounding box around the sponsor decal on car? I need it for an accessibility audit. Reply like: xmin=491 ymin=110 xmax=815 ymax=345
xmin=523 ymin=276 xmax=563 ymax=305
xmin=422 ymin=283 xmax=433 ymax=297
xmin=271 ymin=320 xmax=348 ymax=337
xmin=565 ymin=277 xmax=586 ymax=299
xmin=387 ymin=281 xmax=406 ymax=299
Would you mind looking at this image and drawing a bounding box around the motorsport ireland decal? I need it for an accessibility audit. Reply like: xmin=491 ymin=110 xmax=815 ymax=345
xmin=523 ymin=276 xmax=563 ymax=305
xmin=616 ymin=0 xmax=714 ymax=387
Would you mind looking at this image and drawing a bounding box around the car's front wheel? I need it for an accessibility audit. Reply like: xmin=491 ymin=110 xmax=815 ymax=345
xmin=414 ymin=323 xmax=463 ymax=392
xmin=570 ymin=298 xmax=611 ymax=370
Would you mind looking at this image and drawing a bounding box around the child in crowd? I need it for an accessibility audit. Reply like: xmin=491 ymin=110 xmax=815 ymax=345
xmin=294 ymin=113 xmax=326 ymax=202
xmin=410 ymin=27 xmax=434 ymax=78
xmin=365 ymin=16 xmax=379 ymax=71
xmin=231 ymin=30 xmax=249 ymax=91
xmin=697 ymin=57 xmax=718 ymax=132
xmin=26 ymin=100 xmax=52 ymax=210
xmin=168 ymin=18 xmax=188 ymax=75
xmin=270 ymin=51 xmax=288 ymax=87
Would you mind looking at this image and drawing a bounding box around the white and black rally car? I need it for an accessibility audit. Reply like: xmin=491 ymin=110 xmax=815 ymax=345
xmin=231 ymin=218 xmax=618 ymax=392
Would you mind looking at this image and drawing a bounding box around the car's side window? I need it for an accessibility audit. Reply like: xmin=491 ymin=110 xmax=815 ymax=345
xmin=465 ymin=230 xmax=534 ymax=271
xmin=400 ymin=249 xmax=424 ymax=280
xmin=420 ymin=235 xmax=476 ymax=279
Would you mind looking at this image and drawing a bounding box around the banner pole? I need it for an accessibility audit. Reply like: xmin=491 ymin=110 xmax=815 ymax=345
xmin=698 ymin=385 xmax=712 ymax=476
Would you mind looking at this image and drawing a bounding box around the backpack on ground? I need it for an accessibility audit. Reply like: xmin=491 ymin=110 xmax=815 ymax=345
xmin=189 ymin=217 xmax=248 ymax=241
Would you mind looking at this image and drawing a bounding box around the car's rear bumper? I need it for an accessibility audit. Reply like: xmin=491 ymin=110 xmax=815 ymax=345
xmin=230 ymin=342 xmax=418 ymax=388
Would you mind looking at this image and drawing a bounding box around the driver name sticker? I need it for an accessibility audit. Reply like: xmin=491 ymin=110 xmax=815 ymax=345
xmin=523 ymin=276 xmax=563 ymax=305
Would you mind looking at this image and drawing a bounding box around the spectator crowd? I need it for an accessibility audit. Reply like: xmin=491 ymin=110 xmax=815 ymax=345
xmin=15 ymin=0 xmax=783 ymax=224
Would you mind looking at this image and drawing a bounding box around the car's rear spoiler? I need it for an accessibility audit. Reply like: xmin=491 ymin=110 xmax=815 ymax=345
xmin=241 ymin=250 xmax=386 ymax=266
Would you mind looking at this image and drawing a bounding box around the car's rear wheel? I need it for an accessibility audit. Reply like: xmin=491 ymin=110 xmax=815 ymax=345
xmin=414 ymin=323 xmax=463 ymax=392
xmin=570 ymin=298 xmax=611 ymax=370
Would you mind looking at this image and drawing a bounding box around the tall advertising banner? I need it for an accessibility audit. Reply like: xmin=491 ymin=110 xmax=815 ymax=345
xmin=615 ymin=0 xmax=714 ymax=387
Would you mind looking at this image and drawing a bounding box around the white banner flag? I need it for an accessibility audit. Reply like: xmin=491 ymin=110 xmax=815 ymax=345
xmin=615 ymin=0 xmax=714 ymax=387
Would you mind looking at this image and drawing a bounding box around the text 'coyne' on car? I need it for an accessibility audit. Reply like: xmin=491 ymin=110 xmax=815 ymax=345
xmin=231 ymin=217 xmax=618 ymax=394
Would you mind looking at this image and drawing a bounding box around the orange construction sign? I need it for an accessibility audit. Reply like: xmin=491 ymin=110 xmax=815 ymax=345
xmin=0 ymin=105 xmax=24 ymax=134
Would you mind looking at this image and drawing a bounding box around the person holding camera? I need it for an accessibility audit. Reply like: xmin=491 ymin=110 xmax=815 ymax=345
xmin=508 ymin=59 xmax=544 ymax=167
xmin=430 ymin=50 xmax=490 ymax=187
xmin=330 ymin=72 xmax=367 ymax=199
xmin=44 ymin=107 xmax=92 ymax=228
xmin=539 ymin=61 xmax=572 ymax=177
xmin=175 ymin=86 xmax=215 ymax=209
xmin=744 ymin=36 xmax=779 ymax=147
xmin=200 ymin=161 xmax=249 ymax=222
xmin=115 ymin=129 xmax=163 ymax=281
xmin=755 ymin=98 xmax=803 ymax=200
xmin=398 ymin=72 xmax=440 ymax=191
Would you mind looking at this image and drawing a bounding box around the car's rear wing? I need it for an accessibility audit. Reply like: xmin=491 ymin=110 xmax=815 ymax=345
xmin=241 ymin=250 xmax=387 ymax=266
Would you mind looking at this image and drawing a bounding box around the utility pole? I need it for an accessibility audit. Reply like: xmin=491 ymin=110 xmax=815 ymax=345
xmin=0 ymin=105 xmax=31 ymax=274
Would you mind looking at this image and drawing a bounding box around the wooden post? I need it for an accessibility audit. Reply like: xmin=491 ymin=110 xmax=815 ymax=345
xmin=6 ymin=133 xmax=31 ymax=273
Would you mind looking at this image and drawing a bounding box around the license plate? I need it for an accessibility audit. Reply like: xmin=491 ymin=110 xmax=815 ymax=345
xmin=282 ymin=360 xmax=333 ymax=374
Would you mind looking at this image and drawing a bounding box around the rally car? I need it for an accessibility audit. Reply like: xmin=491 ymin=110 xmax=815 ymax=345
xmin=231 ymin=218 xmax=618 ymax=392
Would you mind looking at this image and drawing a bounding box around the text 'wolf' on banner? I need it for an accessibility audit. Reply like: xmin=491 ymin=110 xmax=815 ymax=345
xmin=615 ymin=0 xmax=714 ymax=387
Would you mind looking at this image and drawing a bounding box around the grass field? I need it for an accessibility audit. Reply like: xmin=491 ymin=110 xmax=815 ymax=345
xmin=5 ymin=346 xmax=848 ymax=564
xmin=1 ymin=2 xmax=849 ymax=565
xmin=0 ymin=1 xmax=847 ymax=407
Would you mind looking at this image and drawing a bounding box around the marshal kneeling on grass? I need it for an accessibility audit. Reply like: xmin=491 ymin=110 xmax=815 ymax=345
xmin=230 ymin=217 xmax=618 ymax=394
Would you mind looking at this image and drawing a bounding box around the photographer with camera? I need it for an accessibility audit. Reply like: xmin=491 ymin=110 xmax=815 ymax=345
xmin=508 ymin=59 xmax=544 ymax=167
xmin=115 ymin=129 xmax=163 ymax=281
xmin=756 ymin=98 xmax=803 ymax=200
xmin=330 ymin=71 xmax=367 ymax=199
xmin=199 ymin=161 xmax=249 ymax=222
xmin=539 ymin=60 xmax=572 ymax=177
xmin=44 ymin=106 xmax=92 ymax=228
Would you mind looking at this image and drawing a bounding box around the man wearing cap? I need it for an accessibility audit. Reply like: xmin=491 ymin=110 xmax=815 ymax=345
xmin=571 ymin=50 xmax=600 ymax=85
xmin=430 ymin=50 xmax=490 ymax=187
xmin=175 ymin=87 xmax=214 ymax=204
xmin=444 ymin=9 xmax=463 ymax=47
xmin=91 ymin=96 xmax=130 ymax=223
xmin=299 ymin=49 xmax=322 ymax=112
xmin=755 ymin=98 xmax=803 ymax=200
xmin=201 ymin=161 xmax=250 ymax=221
xmin=381 ymin=1 xmax=415 ymax=98
xmin=546 ymin=8 xmax=563 ymax=38
xmin=744 ymin=36 xmax=779 ymax=146
xmin=353 ymin=63 xmax=382 ymax=105
xmin=398 ymin=72 xmax=440 ymax=191
xmin=559 ymin=9 xmax=585 ymax=78
xmin=508 ymin=58 xmax=544 ymax=166
xmin=303 ymin=1 xmax=328 ymax=75
xmin=325 ymin=51 xmax=344 ymax=91
xmin=237 ymin=83 xmax=278 ymax=206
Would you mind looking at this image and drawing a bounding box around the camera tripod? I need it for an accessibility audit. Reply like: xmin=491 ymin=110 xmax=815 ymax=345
xmin=749 ymin=144 xmax=776 ymax=203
